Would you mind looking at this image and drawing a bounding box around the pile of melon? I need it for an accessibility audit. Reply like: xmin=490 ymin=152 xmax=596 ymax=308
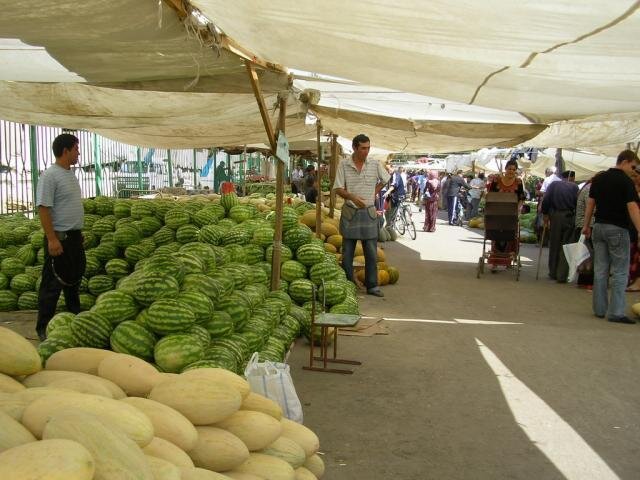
xmin=0 ymin=327 xmax=324 ymax=480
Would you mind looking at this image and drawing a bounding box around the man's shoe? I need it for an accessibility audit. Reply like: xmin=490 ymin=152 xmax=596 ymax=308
xmin=594 ymin=313 xmax=605 ymax=319
xmin=367 ymin=288 xmax=384 ymax=298
xmin=608 ymin=316 xmax=636 ymax=324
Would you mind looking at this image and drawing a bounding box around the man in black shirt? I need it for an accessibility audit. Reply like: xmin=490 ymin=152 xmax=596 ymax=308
xmin=542 ymin=170 xmax=579 ymax=282
xmin=445 ymin=170 xmax=466 ymax=225
xmin=583 ymin=150 xmax=640 ymax=324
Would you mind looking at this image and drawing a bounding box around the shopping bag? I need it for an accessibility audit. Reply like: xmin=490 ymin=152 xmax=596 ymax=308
xmin=563 ymin=234 xmax=591 ymax=283
xmin=244 ymin=352 xmax=303 ymax=423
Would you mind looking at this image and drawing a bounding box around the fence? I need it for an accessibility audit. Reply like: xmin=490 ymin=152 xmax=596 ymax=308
xmin=0 ymin=120 xmax=274 ymax=215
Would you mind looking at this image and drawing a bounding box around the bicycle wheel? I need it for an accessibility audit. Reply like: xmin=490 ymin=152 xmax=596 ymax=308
xmin=403 ymin=209 xmax=416 ymax=240
xmin=395 ymin=213 xmax=406 ymax=235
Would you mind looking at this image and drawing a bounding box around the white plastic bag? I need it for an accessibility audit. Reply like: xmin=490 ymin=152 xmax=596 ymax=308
xmin=563 ymin=234 xmax=591 ymax=283
xmin=244 ymin=352 xmax=303 ymax=423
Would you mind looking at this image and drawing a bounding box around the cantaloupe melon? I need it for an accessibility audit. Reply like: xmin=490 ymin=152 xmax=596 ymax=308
xmin=181 ymin=367 xmax=250 ymax=399
xmin=260 ymin=436 xmax=306 ymax=469
xmin=241 ymin=392 xmax=283 ymax=420
xmin=188 ymin=426 xmax=249 ymax=472
xmin=97 ymin=353 xmax=163 ymax=397
xmin=233 ymin=453 xmax=295 ymax=480
xmin=22 ymin=370 xmax=126 ymax=399
xmin=42 ymin=410 xmax=153 ymax=480
xmin=22 ymin=392 xmax=154 ymax=446
xmin=0 ymin=409 xmax=36 ymax=452
xmin=224 ymin=472 xmax=264 ymax=480
xmin=45 ymin=347 xmax=114 ymax=375
xmin=146 ymin=455 xmax=182 ymax=480
xmin=319 ymin=223 xmax=338 ymax=237
xmin=0 ymin=326 xmax=41 ymax=376
xmin=323 ymin=243 xmax=337 ymax=254
xmin=0 ymin=372 xmax=26 ymax=393
xmin=303 ymin=454 xmax=325 ymax=479
xmin=216 ymin=410 xmax=282 ymax=451
xmin=326 ymin=234 xmax=342 ymax=250
xmin=149 ymin=376 xmax=241 ymax=425
xmin=378 ymin=270 xmax=390 ymax=285
xmin=0 ymin=439 xmax=95 ymax=480
xmin=120 ymin=396 xmax=198 ymax=452
xmin=180 ymin=466 xmax=236 ymax=480
xmin=376 ymin=247 xmax=386 ymax=261
xmin=142 ymin=436 xmax=194 ymax=468
xmin=631 ymin=303 xmax=640 ymax=317
xmin=387 ymin=266 xmax=399 ymax=284
xmin=279 ymin=419 xmax=319 ymax=457
xmin=294 ymin=467 xmax=317 ymax=480
xmin=48 ymin=376 xmax=114 ymax=398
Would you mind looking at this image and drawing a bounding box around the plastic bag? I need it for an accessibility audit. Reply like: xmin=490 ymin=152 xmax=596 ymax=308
xmin=563 ymin=234 xmax=591 ymax=283
xmin=244 ymin=353 xmax=303 ymax=423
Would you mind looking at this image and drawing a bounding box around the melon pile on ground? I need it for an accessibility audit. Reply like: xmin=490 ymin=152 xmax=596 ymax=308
xmin=0 ymin=192 xmax=367 ymax=374
xmin=0 ymin=327 xmax=324 ymax=479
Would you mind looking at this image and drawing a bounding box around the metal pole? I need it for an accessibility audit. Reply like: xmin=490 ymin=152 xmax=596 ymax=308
xmin=167 ymin=149 xmax=174 ymax=187
xmin=136 ymin=147 xmax=143 ymax=192
xmin=29 ymin=125 xmax=39 ymax=211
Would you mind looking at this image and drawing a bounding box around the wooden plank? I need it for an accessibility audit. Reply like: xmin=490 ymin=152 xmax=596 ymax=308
xmin=246 ymin=62 xmax=277 ymax=151
xmin=315 ymin=122 xmax=323 ymax=238
xmin=270 ymin=95 xmax=288 ymax=291
xmin=329 ymin=133 xmax=338 ymax=218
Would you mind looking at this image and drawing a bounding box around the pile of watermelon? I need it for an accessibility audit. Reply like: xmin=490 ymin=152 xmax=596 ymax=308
xmin=0 ymin=192 xmax=360 ymax=375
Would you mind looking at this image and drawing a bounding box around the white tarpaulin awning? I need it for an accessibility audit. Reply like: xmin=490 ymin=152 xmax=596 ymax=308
xmin=193 ymin=0 xmax=640 ymax=123
xmin=529 ymin=149 xmax=616 ymax=180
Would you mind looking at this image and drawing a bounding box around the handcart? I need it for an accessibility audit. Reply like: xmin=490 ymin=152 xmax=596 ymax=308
xmin=477 ymin=192 xmax=521 ymax=280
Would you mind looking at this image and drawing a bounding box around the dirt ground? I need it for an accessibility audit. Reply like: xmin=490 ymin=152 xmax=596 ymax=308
xmin=3 ymin=210 xmax=640 ymax=479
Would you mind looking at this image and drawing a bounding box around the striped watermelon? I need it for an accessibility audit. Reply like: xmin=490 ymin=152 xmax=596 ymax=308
xmin=152 ymin=226 xmax=176 ymax=245
xmin=94 ymin=196 xmax=114 ymax=216
xmin=198 ymin=224 xmax=227 ymax=246
xmin=46 ymin=311 xmax=75 ymax=337
xmin=318 ymin=279 xmax=348 ymax=306
xmin=281 ymin=260 xmax=307 ymax=282
xmin=222 ymin=226 xmax=251 ymax=246
xmin=132 ymin=272 xmax=180 ymax=306
xmin=0 ymin=290 xmax=19 ymax=311
xmin=154 ymin=333 xmax=205 ymax=373
xmin=92 ymin=290 xmax=140 ymax=325
xmin=110 ymin=320 xmax=157 ymax=361
xmin=177 ymin=291 xmax=214 ymax=324
xmin=223 ymin=244 xmax=247 ymax=264
xmin=176 ymin=224 xmax=200 ymax=244
xmin=93 ymin=241 xmax=118 ymax=263
xmin=83 ymin=198 xmax=96 ymax=214
xmin=87 ymin=275 xmax=114 ymax=296
xmin=220 ymin=192 xmax=239 ymax=212
xmin=268 ymin=206 xmax=299 ymax=232
xmin=330 ymin=301 xmax=359 ymax=315
xmin=142 ymin=254 xmax=185 ymax=285
xmin=265 ymin=244 xmax=293 ymax=264
xmin=283 ymin=224 xmax=313 ymax=251
xmin=84 ymin=254 xmax=102 ymax=277
xmin=79 ymin=293 xmax=96 ymax=311
xmin=243 ymin=245 xmax=265 ymax=265
xmin=10 ymin=273 xmax=35 ymax=294
xmin=100 ymin=232 xmax=115 ymax=244
xmin=124 ymin=242 xmax=154 ymax=266
xmin=245 ymin=267 xmax=269 ymax=286
xmin=228 ymin=205 xmax=252 ymax=223
xmin=15 ymin=245 xmax=37 ymax=266
xmin=91 ymin=218 xmax=115 ymax=237
xmin=181 ymin=274 xmax=224 ymax=300
xmin=113 ymin=199 xmax=132 ymax=218
xmin=193 ymin=207 xmax=220 ymax=227
xmin=296 ymin=243 xmax=325 ymax=266
xmin=70 ymin=311 xmax=113 ymax=348
xmin=17 ymin=291 xmax=38 ymax=310
xmin=81 ymin=232 xmax=98 ymax=249
xmin=203 ymin=311 xmax=235 ymax=338
xmin=1 ymin=257 xmax=25 ymax=277
xmin=173 ymin=252 xmax=205 ymax=274
xmin=29 ymin=230 xmax=45 ymax=249
xmin=189 ymin=324 xmax=211 ymax=349
xmin=309 ymin=261 xmax=343 ymax=285
xmin=215 ymin=297 xmax=251 ymax=331
xmin=153 ymin=199 xmax=174 ymax=221
xmin=104 ymin=258 xmax=130 ymax=279
xmin=217 ymin=218 xmax=237 ymax=229
xmin=146 ymin=298 xmax=196 ymax=335
xmin=164 ymin=208 xmax=191 ymax=230
xmin=37 ymin=337 xmax=75 ymax=365
xmin=113 ymin=225 xmax=142 ymax=248
xmin=179 ymin=243 xmax=216 ymax=270
xmin=288 ymin=279 xmax=315 ymax=305
xmin=252 ymin=226 xmax=275 ymax=247
xmin=130 ymin=200 xmax=155 ymax=219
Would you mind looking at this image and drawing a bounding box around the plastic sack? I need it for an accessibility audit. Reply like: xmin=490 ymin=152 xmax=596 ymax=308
xmin=244 ymin=352 xmax=303 ymax=423
xmin=563 ymin=234 xmax=591 ymax=283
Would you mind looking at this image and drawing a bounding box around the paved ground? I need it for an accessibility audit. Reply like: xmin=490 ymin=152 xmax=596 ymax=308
xmin=289 ymin=210 xmax=640 ymax=480
xmin=3 ymin=209 xmax=640 ymax=479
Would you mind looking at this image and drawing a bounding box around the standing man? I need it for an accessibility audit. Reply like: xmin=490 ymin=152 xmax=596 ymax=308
xmin=583 ymin=150 xmax=640 ymax=324
xmin=383 ymin=164 xmax=405 ymax=228
xmin=334 ymin=134 xmax=390 ymax=297
xmin=36 ymin=134 xmax=86 ymax=341
xmin=445 ymin=170 xmax=466 ymax=225
xmin=214 ymin=160 xmax=229 ymax=193
xmin=467 ymin=172 xmax=486 ymax=219
xmin=541 ymin=170 xmax=579 ymax=282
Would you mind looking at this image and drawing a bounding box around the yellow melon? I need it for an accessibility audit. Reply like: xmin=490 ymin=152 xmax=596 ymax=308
xmin=353 ymin=255 xmax=366 ymax=266
xmin=326 ymin=234 xmax=342 ymax=250
xmin=320 ymin=223 xmax=338 ymax=237
xmin=323 ymin=243 xmax=337 ymax=254
xmin=378 ymin=270 xmax=390 ymax=286
xmin=300 ymin=211 xmax=317 ymax=228
xmin=376 ymin=247 xmax=386 ymax=261
xmin=355 ymin=269 xmax=365 ymax=284
xmin=387 ymin=266 xmax=400 ymax=284
xmin=377 ymin=262 xmax=389 ymax=271
xmin=354 ymin=241 xmax=364 ymax=257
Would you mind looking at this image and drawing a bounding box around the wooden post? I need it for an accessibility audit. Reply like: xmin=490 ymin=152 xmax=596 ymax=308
xmin=329 ymin=133 xmax=338 ymax=218
xmin=315 ymin=122 xmax=323 ymax=238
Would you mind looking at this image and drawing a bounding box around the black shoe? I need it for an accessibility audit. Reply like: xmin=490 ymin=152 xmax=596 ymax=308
xmin=594 ymin=314 xmax=605 ymax=319
xmin=607 ymin=316 xmax=636 ymax=324
xmin=367 ymin=288 xmax=384 ymax=298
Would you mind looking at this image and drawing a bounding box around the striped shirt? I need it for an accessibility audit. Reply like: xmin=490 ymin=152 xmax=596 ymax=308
xmin=333 ymin=156 xmax=390 ymax=207
xmin=36 ymin=164 xmax=84 ymax=231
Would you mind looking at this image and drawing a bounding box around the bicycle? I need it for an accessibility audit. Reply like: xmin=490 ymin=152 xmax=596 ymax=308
xmin=390 ymin=196 xmax=417 ymax=240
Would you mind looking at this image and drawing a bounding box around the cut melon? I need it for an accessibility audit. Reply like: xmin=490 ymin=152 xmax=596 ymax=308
xmin=233 ymin=453 xmax=294 ymax=480
xmin=279 ymin=419 xmax=319 ymax=457
xmin=181 ymin=367 xmax=250 ymax=399
xmin=0 ymin=372 xmax=26 ymax=393
xmin=22 ymin=370 xmax=126 ymax=399
xmin=188 ymin=426 xmax=249 ymax=472
xmin=120 ymin=397 xmax=198 ymax=452
xmin=97 ymin=353 xmax=164 ymax=397
xmin=303 ymin=454 xmax=325 ymax=479
xmin=0 ymin=438 xmax=95 ymax=480
xmin=45 ymin=347 xmax=115 ymax=375
xmin=0 ymin=409 xmax=36 ymax=452
xmin=259 ymin=436 xmax=306 ymax=469
xmin=146 ymin=455 xmax=182 ymax=480
xmin=241 ymin=392 xmax=283 ymax=420
xmin=0 ymin=326 xmax=41 ymax=376
xmin=149 ymin=376 xmax=241 ymax=425
xmin=216 ymin=410 xmax=282 ymax=451
xmin=42 ymin=410 xmax=153 ymax=480
xmin=22 ymin=392 xmax=154 ymax=446
xmin=142 ymin=436 xmax=194 ymax=468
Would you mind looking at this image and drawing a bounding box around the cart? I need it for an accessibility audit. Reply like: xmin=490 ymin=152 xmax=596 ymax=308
xmin=477 ymin=192 xmax=521 ymax=280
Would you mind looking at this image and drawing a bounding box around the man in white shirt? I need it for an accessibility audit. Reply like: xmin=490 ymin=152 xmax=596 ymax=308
xmin=467 ymin=172 xmax=486 ymax=219
xmin=540 ymin=167 xmax=561 ymax=193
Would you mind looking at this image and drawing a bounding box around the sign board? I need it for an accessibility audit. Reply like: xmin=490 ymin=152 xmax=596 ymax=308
xmin=276 ymin=131 xmax=289 ymax=164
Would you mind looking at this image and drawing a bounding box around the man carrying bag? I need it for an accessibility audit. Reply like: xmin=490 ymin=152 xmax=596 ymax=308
xmin=333 ymin=134 xmax=390 ymax=297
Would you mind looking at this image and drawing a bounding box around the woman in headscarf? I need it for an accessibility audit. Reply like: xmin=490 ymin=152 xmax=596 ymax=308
xmin=423 ymin=170 xmax=441 ymax=232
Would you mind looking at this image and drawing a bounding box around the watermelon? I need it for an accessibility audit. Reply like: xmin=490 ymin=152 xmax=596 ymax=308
xmin=193 ymin=207 xmax=220 ymax=227
xmin=83 ymin=198 xmax=96 ymax=214
xmin=288 ymin=279 xmax=315 ymax=305
xmin=10 ymin=273 xmax=35 ymax=294
xmin=70 ymin=311 xmax=113 ymax=348
xmin=281 ymin=260 xmax=307 ymax=282
xmin=181 ymin=274 xmax=224 ymax=300
xmin=198 ymin=224 xmax=227 ymax=246
xmin=224 ymin=244 xmax=247 ymax=264
xmin=265 ymin=244 xmax=293 ymax=264
xmin=268 ymin=206 xmax=299 ymax=232
xmin=93 ymin=241 xmax=118 ymax=263
xmin=152 ymin=226 xmax=176 ymax=246
xmin=243 ymin=245 xmax=265 ymax=265
xmin=1 ymin=257 xmax=25 ymax=277
xmin=84 ymin=254 xmax=102 ymax=277
xmin=94 ymin=196 xmax=114 ymax=216
xmin=110 ymin=320 xmax=157 ymax=361
xmin=146 ymin=298 xmax=196 ymax=335
xmin=173 ymin=252 xmax=205 ymax=274
xmin=113 ymin=225 xmax=142 ymax=248
xmin=215 ymin=298 xmax=251 ymax=331
xmin=318 ymin=280 xmax=348 ymax=306
xmin=0 ymin=289 xmax=19 ymax=311
xmin=104 ymin=258 xmax=130 ymax=279
xmin=37 ymin=337 xmax=75 ymax=365
xmin=309 ymin=261 xmax=343 ymax=285
xmin=91 ymin=217 xmax=115 ymax=237
xmin=87 ymin=275 xmax=114 ymax=296
xmin=46 ymin=311 xmax=76 ymax=337
xmin=130 ymin=200 xmax=155 ymax=219
xmin=164 ymin=208 xmax=191 ymax=230
xmin=176 ymin=224 xmax=200 ymax=244
xmin=113 ymin=199 xmax=132 ymax=218
xmin=154 ymin=333 xmax=205 ymax=373
xmin=189 ymin=324 xmax=211 ymax=349
xmin=222 ymin=226 xmax=251 ymax=246
xmin=252 ymin=226 xmax=275 ymax=247
xmin=220 ymin=192 xmax=239 ymax=211
xmin=17 ymin=291 xmax=38 ymax=310
xmin=124 ymin=242 xmax=154 ymax=266
xmin=131 ymin=272 xmax=180 ymax=306
xmin=82 ymin=232 xmax=98 ymax=249
xmin=177 ymin=291 xmax=215 ymax=324
xmin=15 ymin=245 xmax=37 ymax=266
xmin=92 ymin=290 xmax=140 ymax=325
xmin=296 ymin=243 xmax=325 ymax=266
xmin=283 ymin=224 xmax=313 ymax=251
xmin=79 ymin=293 xmax=96 ymax=311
